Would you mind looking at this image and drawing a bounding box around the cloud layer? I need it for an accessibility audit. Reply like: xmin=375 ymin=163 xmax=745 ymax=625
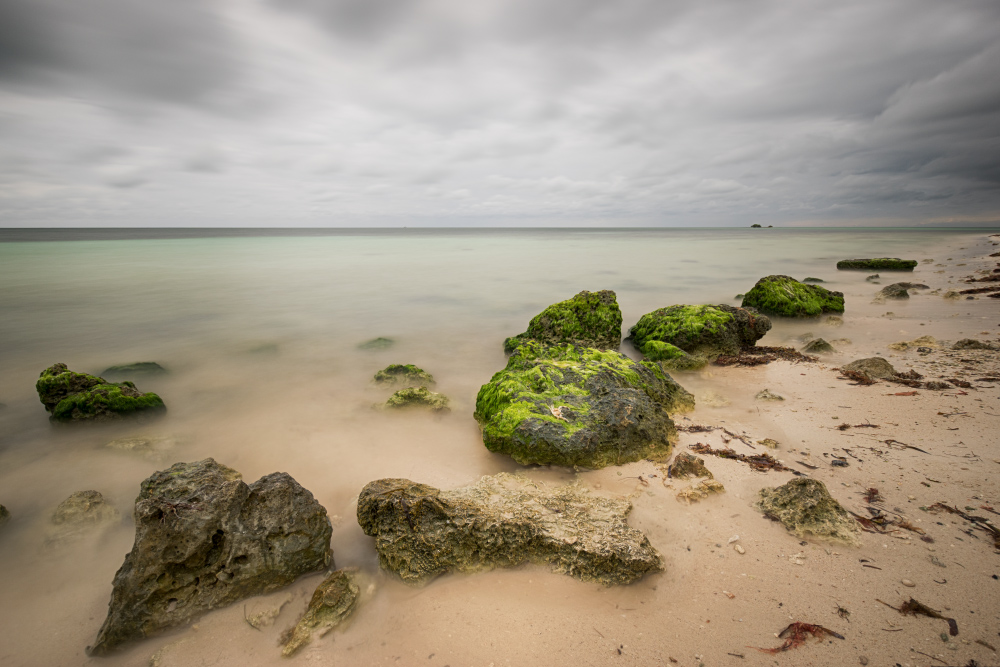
xmin=1 ymin=0 xmax=998 ymax=226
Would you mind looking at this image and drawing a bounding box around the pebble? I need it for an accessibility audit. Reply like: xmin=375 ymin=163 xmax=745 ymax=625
xmin=734 ymin=544 xmax=745 ymax=554
xmin=901 ymin=578 xmax=915 ymax=587
xmin=859 ymin=657 xmax=869 ymax=666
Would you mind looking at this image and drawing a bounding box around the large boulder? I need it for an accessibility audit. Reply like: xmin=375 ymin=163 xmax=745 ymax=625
xmin=503 ymin=290 xmax=623 ymax=354
xmin=627 ymin=304 xmax=771 ymax=363
xmin=741 ymin=275 xmax=845 ymax=318
xmin=474 ymin=342 xmax=694 ymax=468
xmin=36 ymin=363 xmax=165 ymax=423
xmin=837 ymin=258 xmax=917 ymax=271
xmin=757 ymin=478 xmax=860 ymax=544
xmin=88 ymin=459 xmax=332 ymax=655
xmin=357 ymin=473 xmax=663 ymax=586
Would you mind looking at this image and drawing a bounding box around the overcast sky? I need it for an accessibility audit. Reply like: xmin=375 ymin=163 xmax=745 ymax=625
xmin=1 ymin=0 xmax=998 ymax=227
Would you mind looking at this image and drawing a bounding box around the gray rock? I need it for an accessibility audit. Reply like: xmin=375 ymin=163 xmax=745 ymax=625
xmin=757 ymin=478 xmax=860 ymax=544
xmin=842 ymin=357 xmax=897 ymax=380
xmin=755 ymin=389 xmax=785 ymax=401
xmin=357 ymin=473 xmax=663 ymax=586
xmin=52 ymin=490 xmax=120 ymax=527
xmin=88 ymin=458 xmax=332 ymax=655
xmin=282 ymin=569 xmax=363 ymax=657
xmin=101 ymin=362 xmax=168 ymax=380
xmin=876 ymin=282 xmax=929 ymax=301
xmin=802 ymin=338 xmax=836 ymax=354
xmin=952 ymin=338 xmax=997 ymax=351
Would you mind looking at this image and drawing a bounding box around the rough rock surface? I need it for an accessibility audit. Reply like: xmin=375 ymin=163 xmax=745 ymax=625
xmin=381 ymin=387 xmax=450 ymax=412
xmin=88 ymin=458 xmax=332 ymax=655
xmin=676 ymin=479 xmax=725 ymax=504
xmin=757 ymin=478 xmax=860 ymax=544
xmin=875 ymin=282 xmax=929 ymax=302
xmin=474 ymin=342 xmax=694 ymax=468
xmin=952 ymin=338 xmax=997 ymax=351
xmin=667 ymin=452 xmax=713 ymax=479
xmin=282 ymin=569 xmax=362 ymax=657
xmin=36 ymin=363 xmax=165 ymax=423
xmin=741 ymin=275 xmax=845 ymax=318
xmin=373 ymin=364 xmax=434 ymax=387
xmin=101 ymin=362 xmax=168 ymax=380
xmin=802 ymin=338 xmax=835 ymax=354
xmin=628 ymin=304 xmax=771 ymax=362
xmin=0 ymin=504 xmax=10 ymax=526
xmin=837 ymin=258 xmax=918 ymax=271
xmin=842 ymin=357 xmax=897 ymax=380
xmin=357 ymin=473 xmax=663 ymax=586
xmin=504 ymin=290 xmax=623 ymax=354
xmin=52 ymin=490 xmax=120 ymax=527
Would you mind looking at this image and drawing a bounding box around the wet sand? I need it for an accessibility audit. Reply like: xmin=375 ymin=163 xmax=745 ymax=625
xmin=0 ymin=232 xmax=998 ymax=666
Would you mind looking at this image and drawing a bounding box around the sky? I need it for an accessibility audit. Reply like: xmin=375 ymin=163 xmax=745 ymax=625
xmin=0 ymin=0 xmax=998 ymax=228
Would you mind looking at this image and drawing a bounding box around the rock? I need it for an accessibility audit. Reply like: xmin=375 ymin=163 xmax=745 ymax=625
xmin=357 ymin=474 xmax=663 ymax=586
xmin=697 ymin=389 xmax=731 ymax=407
xmin=802 ymin=338 xmax=835 ymax=354
xmin=741 ymin=275 xmax=844 ymax=318
xmin=358 ymin=337 xmax=394 ymax=350
xmin=952 ymin=338 xmax=997 ymax=350
xmin=381 ymin=387 xmax=450 ymax=412
xmin=841 ymin=357 xmax=897 ymax=380
xmin=802 ymin=277 xmax=824 ymax=283
xmin=925 ymin=381 xmax=950 ymax=390
xmin=865 ymin=274 xmax=880 ymax=281
xmin=474 ymin=342 xmax=694 ymax=468
xmin=824 ymin=316 xmax=844 ymax=327
xmin=755 ymin=389 xmax=784 ymax=401
xmin=756 ymin=478 xmax=860 ymax=544
xmin=87 ymin=458 xmax=332 ymax=655
xmin=282 ymin=569 xmax=362 ymax=657
xmin=676 ymin=479 xmax=725 ymax=504
xmin=105 ymin=435 xmax=180 ymax=461
xmin=830 ymin=338 xmax=852 ymax=347
xmin=0 ymin=504 xmax=10 ymax=527
xmin=750 ymin=224 xmax=762 ymax=228
xmin=734 ymin=544 xmax=745 ymax=554
xmin=100 ymin=362 xmax=168 ymax=380
xmin=36 ymin=363 xmax=165 ymax=423
xmin=943 ymin=290 xmax=961 ymax=300
xmin=373 ymin=364 xmax=435 ymax=387
xmin=52 ymin=490 xmax=120 ymax=527
xmin=875 ymin=282 xmax=930 ymax=302
xmin=901 ymin=578 xmax=915 ymax=587
xmin=245 ymin=593 xmax=292 ymax=629
xmin=837 ymin=258 xmax=918 ymax=271
xmin=888 ymin=335 xmax=940 ymax=351
xmin=628 ymin=304 xmax=771 ymax=362
xmin=503 ymin=290 xmax=623 ymax=354
xmin=667 ymin=452 xmax=713 ymax=479
xmin=758 ymin=438 xmax=779 ymax=449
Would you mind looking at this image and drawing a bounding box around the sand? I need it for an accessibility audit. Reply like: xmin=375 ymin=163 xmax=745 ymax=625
xmin=1 ymin=233 xmax=998 ymax=667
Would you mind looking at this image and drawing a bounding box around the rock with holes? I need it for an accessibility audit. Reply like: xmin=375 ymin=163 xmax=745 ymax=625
xmin=87 ymin=458 xmax=332 ymax=655
xmin=757 ymin=478 xmax=860 ymax=545
xmin=357 ymin=473 xmax=663 ymax=586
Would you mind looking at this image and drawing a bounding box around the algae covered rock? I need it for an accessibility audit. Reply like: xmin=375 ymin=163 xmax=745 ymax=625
xmin=841 ymin=357 xmax=897 ymax=380
xmin=755 ymin=389 xmax=784 ymax=401
xmin=359 ymin=337 xmax=394 ymax=350
xmin=802 ymin=338 xmax=835 ymax=354
xmin=101 ymin=362 xmax=168 ymax=380
xmin=757 ymin=478 xmax=860 ymax=544
xmin=667 ymin=452 xmax=713 ymax=479
xmin=88 ymin=458 xmax=332 ymax=655
xmin=105 ymin=435 xmax=180 ymax=461
xmin=474 ymin=342 xmax=694 ymax=468
xmin=837 ymin=258 xmax=918 ymax=271
xmin=628 ymin=304 xmax=771 ymax=362
xmin=36 ymin=363 xmax=165 ymax=423
xmin=741 ymin=275 xmax=844 ymax=318
xmin=952 ymin=338 xmax=997 ymax=351
xmin=357 ymin=473 xmax=663 ymax=586
xmin=802 ymin=277 xmax=825 ymax=283
xmin=676 ymin=479 xmax=725 ymax=504
xmin=373 ymin=364 xmax=434 ymax=387
xmin=52 ymin=490 xmax=120 ymax=527
xmin=282 ymin=569 xmax=363 ymax=657
xmin=503 ymin=290 xmax=623 ymax=354
xmin=382 ymin=387 xmax=449 ymax=412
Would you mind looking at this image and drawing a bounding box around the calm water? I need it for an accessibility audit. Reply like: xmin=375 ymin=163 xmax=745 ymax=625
xmin=0 ymin=227 xmax=993 ymax=665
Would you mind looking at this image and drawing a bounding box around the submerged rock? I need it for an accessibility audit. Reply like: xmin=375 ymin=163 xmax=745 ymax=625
xmin=357 ymin=473 xmax=663 ymax=586
xmin=104 ymin=435 xmax=181 ymax=461
xmin=88 ymin=458 xmax=332 ymax=655
xmin=46 ymin=490 xmax=121 ymax=546
xmin=0 ymin=504 xmax=10 ymax=526
xmin=757 ymin=478 xmax=860 ymax=544
xmin=837 ymin=258 xmax=918 ymax=271
xmin=373 ymin=364 xmax=435 ymax=387
xmin=875 ymin=282 xmax=929 ymax=302
xmin=101 ymin=362 xmax=168 ymax=380
xmin=865 ymin=274 xmax=880 ymax=281
xmin=802 ymin=338 xmax=835 ymax=354
xmin=381 ymin=387 xmax=450 ymax=412
xmin=36 ymin=363 xmax=165 ymax=423
xmin=474 ymin=342 xmax=694 ymax=468
xmin=888 ymin=335 xmax=939 ymax=351
xmin=823 ymin=315 xmax=844 ymax=327
xmin=282 ymin=569 xmax=363 ymax=657
xmin=802 ymin=277 xmax=824 ymax=283
xmin=628 ymin=304 xmax=771 ymax=363
xmin=504 ymin=290 xmax=623 ymax=354
xmin=943 ymin=290 xmax=961 ymax=300
xmin=841 ymin=357 xmax=897 ymax=380
xmin=358 ymin=337 xmax=394 ymax=350
xmin=952 ymin=338 xmax=997 ymax=351
xmin=741 ymin=275 xmax=844 ymax=318
xmin=667 ymin=452 xmax=713 ymax=479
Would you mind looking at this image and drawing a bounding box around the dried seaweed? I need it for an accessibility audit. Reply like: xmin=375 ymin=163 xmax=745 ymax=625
xmin=689 ymin=443 xmax=803 ymax=475
xmin=864 ymin=488 xmax=883 ymax=503
xmin=839 ymin=422 xmax=880 ymax=431
xmin=677 ymin=424 xmax=755 ymax=447
xmin=887 ymin=376 xmax=923 ymax=388
xmin=878 ymin=598 xmax=959 ymax=636
xmin=755 ymin=622 xmax=845 ymax=654
xmin=947 ymin=379 xmax=973 ymax=388
xmin=839 ymin=370 xmax=877 ymax=385
xmin=959 ymin=285 xmax=1000 ymax=295
xmin=883 ymin=439 xmax=928 ymax=454
xmin=927 ymin=503 xmax=1000 ymax=549
xmin=716 ymin=346 xmax=817 ymax=366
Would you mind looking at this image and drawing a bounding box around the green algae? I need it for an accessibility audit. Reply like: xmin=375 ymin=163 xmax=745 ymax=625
xmin=628 ymin=304 xmax=771 ymax=361
xmin=36 ymin=364 xmax=165 ymax=423
xmin=741 ymin=275 xmax=844 ymax=318
xmin=382 ymin=386 xmax=449 ymax=412
xmin=373 ymin=364 xmax=435 ymax=387
xmin=282 ymin=569 xmax=361 ymax=657
xmin=837 ymin=258 xmax=917 ymax=271
xmin=503 ymin=290 xmax=623 ymax=354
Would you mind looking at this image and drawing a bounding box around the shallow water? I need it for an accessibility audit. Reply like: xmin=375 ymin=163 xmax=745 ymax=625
xmin=0 ymin=227 xmax=993 ymax=666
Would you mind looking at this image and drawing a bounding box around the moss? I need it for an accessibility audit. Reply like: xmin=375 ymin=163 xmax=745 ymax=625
xmin=628 ymin=304 xmax=771 ymax=361
xmin=504 ymin=290 xmax=622 ymax=353
xmin=37 ymin=363 xmax=166 ymax=423
xmin=837 ymin=258 xmax=918 ymax=271
xmin=757 ymin=478 xmax=860 ymax=544
xmin=373 ymin=364 xmax=435 ymax=386
xmin=282 ymin=569 xmax=361 ymax=656
xmin=382 ymin=387 xmax=449 ymax=412
xmin=741 ymin=275 xmax=844 ymax=318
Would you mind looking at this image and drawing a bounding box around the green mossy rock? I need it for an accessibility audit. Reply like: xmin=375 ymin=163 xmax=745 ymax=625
xmin=357 ymin=473 xmax=664 ymax=586
xmin=741 ymin=275 xmax=844 ymax=318
xmin=503 ymin=290 xmax=623 ymax=354
xmin=837 ymin=258 xmax=918 ymax=271
xmin=757 ymin=478 xmax=860 ymax=545
xmin=101 ymin=362 xmax=168 ymax=380
xmin=382 ymin=387 xmax=450 ymax=412
xmin=359 ymin=337 xmax=394 ymax=350
xmin=88 ymin=458 xmax=332 ymax=655
xmin=802 ymin=277 xmax=825 ymax=283
xmin=474 ymin=342 xmax=694 ymax=468
xmin=628 ymin=304 xmax=771 ymax=362
xmin=841 ymin=357 xmax=897 ymax=380
xmin=282 ymin=569 xmax=362 ymax=657
xmin=802 ymin=338 xmax=835 ymax=354
xmin=36 ymin=363 xmax=166 ymax=423
xmin=373 ymin=364 xmax=435 ymax=387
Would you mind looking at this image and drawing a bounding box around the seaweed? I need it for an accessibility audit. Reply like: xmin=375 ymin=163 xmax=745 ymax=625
xmin=877 ymin=598 xmax=959 ymax=636
xmin=755 ymin=622 xmax=845 ymax=654
xmin=715 ymin=345 xmax=817 ymax=366
xmin=927 ymin=503 xmax=1000 ymax=549
xmin=839 ymin=370 xmax=876 ymax=385
xmin=689 ymin=443 xmax=801 ymax=475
